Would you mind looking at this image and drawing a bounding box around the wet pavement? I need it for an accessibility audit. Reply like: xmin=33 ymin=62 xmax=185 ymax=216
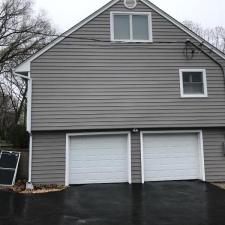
xmin=1 ymin=181 xmax=225 ymax=225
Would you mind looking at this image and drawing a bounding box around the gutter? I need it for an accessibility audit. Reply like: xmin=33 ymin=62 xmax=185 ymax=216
xmin=13 ymin=70 xmax=33 ymax=190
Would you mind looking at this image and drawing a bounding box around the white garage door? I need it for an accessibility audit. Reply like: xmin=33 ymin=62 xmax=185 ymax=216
xmin=69 ymin=134 xmax=129 ymax=184
xmin=142 ymin=133 xmax=203 ymax=182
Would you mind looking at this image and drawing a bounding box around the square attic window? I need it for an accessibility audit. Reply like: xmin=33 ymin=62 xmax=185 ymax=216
xmin=179 ymin=69 xmax=208 ymax=98
xmin=111 ymin=12 xmax=152 ymax=42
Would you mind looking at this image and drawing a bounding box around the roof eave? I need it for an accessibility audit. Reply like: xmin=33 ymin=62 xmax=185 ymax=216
xmin=15 ymin=0 xmax=120 ymax=73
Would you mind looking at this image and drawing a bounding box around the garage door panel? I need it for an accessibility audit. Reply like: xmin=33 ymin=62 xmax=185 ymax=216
xmin=145 ymin=161 xmax=199 ymax=169
xmin=145 ymin=169 xmax=199 ymax=177
xmin=145 ymin=157 xmax=198 ymax=165
xmin=145 ymin=175 xmax=199 ymax=181
xmin=70 ymin=159 xmax=127 ymax=168
xmin=147 ymin=135 xmax=196 ymax=144
xmin=145 ymin=154 xmax=198 ymax=159
xmin=70 ymin=150 xmax=125 ymax=156
xmin=71 ymin=167 xmax=127 ymax=174
xmin=145 ymin=146 xmax=198 ymax=153
xmin=69 ymin=176 xmax=127 ymax=185
xmin=70 ymin=164 xmax=127 ymax=172
xmin=143 ymin=133 xmax=201 ymax=182
xmin=145 ymin=169 xmax=199 ymax=179
xmin=69 ymin=148 xmax=127 ymax=156
xmin=70 ymin=136 xmax=126 ymax=147
xmin=69 ymin=171 xmax=127 ymax=183
xmin=69 ymin=134 xmax=128 ymax=184
xmin=70 ymin=155 xmax=127 ymax=161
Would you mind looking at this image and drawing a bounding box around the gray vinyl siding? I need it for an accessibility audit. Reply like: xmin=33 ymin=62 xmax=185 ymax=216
xmin=32 ymin=130 xmax=141 ymax=184
xmin=31 ymin=0 xmax=225 ymax=131
xmin=32 ymin=132 xmax=66 ymax=184
xmin=131 ymin=132 xmax=142 ymax=183
xmin=32 ymin=129 xmax=225 ymax=184
xmin=203 ymin=128 xmax=225 ymax=182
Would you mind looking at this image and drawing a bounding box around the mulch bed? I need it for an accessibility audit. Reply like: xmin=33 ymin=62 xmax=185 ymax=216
xmin=0 ymin=179 xmax=66 ymax=194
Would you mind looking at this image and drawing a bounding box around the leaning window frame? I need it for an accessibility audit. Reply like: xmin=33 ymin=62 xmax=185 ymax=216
xmin=110 ymin=11 xmax=153 ymax=42
xmin=179 ymin=69 xmax=208 ymax=98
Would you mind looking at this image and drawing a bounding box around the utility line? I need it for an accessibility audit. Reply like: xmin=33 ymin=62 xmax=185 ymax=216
xmin=6 ymin=28 xmax=188 ymax=44
xmin=3 ymin=28 xmax=222 ymax=63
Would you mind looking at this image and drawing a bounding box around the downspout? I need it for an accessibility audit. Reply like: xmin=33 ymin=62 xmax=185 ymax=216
xmin=27 ymin=132 xmax=33 ymax=189
xmin=185 ymin=39 xmax=225 ymax=82
xmin=13 ymin=70 xmax=33 ymax=190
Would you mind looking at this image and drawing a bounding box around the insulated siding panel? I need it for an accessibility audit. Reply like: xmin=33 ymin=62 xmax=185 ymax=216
xmin=203 ymin=128 xmax=225 ymax=182
xmin=32 ymin=132 xmax=66 ymax=184
xmin=31 ymin=0 xmax=225 ymax=131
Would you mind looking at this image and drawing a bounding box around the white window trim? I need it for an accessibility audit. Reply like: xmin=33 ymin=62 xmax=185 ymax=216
xmin=179 ymin=69 xmax=208 ymax=98
xmin=110 ymin=11 xmax=153 ymax=42
xmin=140 ymin=130 xmax=206 ymax=184
xmin=65 ymin=131 xmax=132 ymax=186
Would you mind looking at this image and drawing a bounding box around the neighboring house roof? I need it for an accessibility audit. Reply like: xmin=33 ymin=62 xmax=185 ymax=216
xmin=15 ymin=0 xmax=225 ymax=73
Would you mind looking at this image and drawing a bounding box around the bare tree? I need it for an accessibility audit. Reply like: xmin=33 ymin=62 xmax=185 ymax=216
xmin=184 ymin=20 xmax=225 ymax=53
xmin=0 ymin=0 xmax=56 ymax=146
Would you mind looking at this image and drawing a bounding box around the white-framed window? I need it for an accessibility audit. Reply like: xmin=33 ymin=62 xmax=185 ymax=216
xmin=110 ymin=12 xmax=153 ymax=42
xmin=179 ymin=69 xmax=208 ymax=98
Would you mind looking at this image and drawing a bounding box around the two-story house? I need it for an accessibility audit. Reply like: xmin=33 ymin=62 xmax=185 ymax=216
xmin=15 ymin=0 xmax=225 ymax=186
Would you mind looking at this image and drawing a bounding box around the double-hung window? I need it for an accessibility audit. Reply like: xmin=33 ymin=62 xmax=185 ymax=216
xmin=179 ymin=69 xmax=208 ymax=98
xmin=111 ymin=12 xmax=153 ymax=42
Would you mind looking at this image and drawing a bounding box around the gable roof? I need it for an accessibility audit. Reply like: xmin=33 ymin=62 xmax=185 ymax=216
xmin=15 ymin=0 xmax=225 ymax=73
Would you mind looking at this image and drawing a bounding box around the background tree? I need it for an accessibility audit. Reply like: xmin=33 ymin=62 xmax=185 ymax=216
xmin=184 ymin=20 xmax=225 ymax=53
xmin=0 ymin=0 xmax=56 ymax=147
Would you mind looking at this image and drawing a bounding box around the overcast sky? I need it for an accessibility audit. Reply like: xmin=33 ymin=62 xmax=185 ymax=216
xmin=33 ymin=0 xmax=225 ymax=32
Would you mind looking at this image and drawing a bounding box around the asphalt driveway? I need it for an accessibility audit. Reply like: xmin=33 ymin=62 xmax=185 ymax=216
xmin=1 ymin=181 xmax=225 ymax=225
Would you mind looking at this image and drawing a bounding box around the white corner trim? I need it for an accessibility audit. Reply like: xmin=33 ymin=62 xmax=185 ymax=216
xmin=140 ymin=130 xmax=206 ymax=183
xmin=65 ymin=133 xmax=70 ymax=186
xmin=179 ymin=69 xmax=208 ymax=98
xmin=127 ymin=132 xmax=132 ymax=184
xmin=199 ymin=130 xmax=206 ymax=181
xmin=27 ymin=73 xmax=32 ymax=133
xmin=140 ymin=131 xmax=145 ymax=184
xmin=110 ymin=11 xmax=153 ymax=42
xmin=65 ymin=131 xmax=132 ymax=186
